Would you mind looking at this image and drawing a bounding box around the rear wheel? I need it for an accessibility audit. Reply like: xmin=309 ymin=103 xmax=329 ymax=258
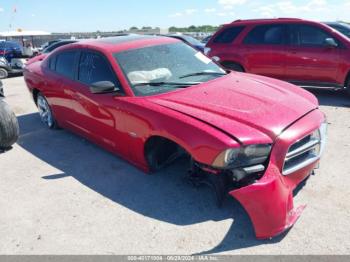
xmin=0 ymin=68 xmax=8 ymax=79
xmin=221 ymin=62 xmax=244 ymax=72
xmin=37 ymin=93 xmax=58 ymax=129
xmin=0 ymin=99 xmax=19 ymax=150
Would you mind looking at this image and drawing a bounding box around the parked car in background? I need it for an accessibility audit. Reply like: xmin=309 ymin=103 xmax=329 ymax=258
xmin=0 ymin=56 xmax=24 ymax=79
xmin=165 ymin=34 xmax=205 ymax=52
xmin=325 ymin=22 xmax=350 ymax=38
xmin=0 ymin=80 xmax=19 ymax=150
xmin=24 ymin=35 xmax=327 ymax=239
xmin=201 ymin=35 xmax=212 ymax=44
xmin=0 ymin=41 xmax=23 ymax=62
xmin=38 ymin=40 xmax=61 ymax=52
xmin=206 ymin=18 xmax=350 ymax=96
xmin=27 ymin=40 xmax=78 ymax=65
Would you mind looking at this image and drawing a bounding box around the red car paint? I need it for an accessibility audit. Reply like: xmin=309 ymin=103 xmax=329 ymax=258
xmin=206 ymin=18 xmax=350 ymax=90
xmin=26 ymin=53 xmax=46 ymax=66
xmin=23 ymin=35 xmax=326 ymax=239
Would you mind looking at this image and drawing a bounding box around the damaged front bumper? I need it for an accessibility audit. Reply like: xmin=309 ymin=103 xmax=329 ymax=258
xmin=230 ymin=162 xmax=311 ymax=239
xmin=229 ymin=110 xmax=326 ymax=239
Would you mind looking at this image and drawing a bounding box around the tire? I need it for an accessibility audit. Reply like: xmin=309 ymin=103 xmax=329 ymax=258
xmin=0 ymin=68 xmax=9 ymax=79
xmin=36 ymin=93 xmax=58 ymax=129
xmin=222 ymin=62 xmax=244 ymax=72
xmin=146 ymin=148 xmax=160 ymax=172
xmin=346 ymin=77 xmax=350 ymax=97
xmin=0 ymin=99 xmax=19 ymax=149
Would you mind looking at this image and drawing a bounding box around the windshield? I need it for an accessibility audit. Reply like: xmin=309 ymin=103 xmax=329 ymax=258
xmin=114 ymin=42 xmax=225 ymax=96
xmin=328 ymin=23 xmax=350 ymax=37
xmin=179 ymin=35 xmax=203 ymax=46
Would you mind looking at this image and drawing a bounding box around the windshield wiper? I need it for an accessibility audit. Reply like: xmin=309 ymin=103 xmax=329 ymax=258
xmin=179 ymin=71 xmax=226 ymax=79
xmin=133 ymin=81 xmax=201 ymax=87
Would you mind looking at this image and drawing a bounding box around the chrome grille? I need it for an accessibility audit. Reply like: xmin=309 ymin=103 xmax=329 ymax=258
xmin=283 ymin=123 xmax=327 ymax=176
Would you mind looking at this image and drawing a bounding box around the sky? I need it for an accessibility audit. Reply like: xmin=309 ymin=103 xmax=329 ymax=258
xmin=0 ymin=0 xmax=349 ymax=33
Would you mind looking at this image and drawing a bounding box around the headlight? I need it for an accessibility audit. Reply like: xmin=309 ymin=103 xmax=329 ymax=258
xmin=212 ymin=144 xmax=272 ymax=169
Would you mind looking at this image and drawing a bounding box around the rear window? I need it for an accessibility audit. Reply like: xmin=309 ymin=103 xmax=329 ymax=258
xmin=55 ymin=50 xmax=78 ymax=79
xmin=49 ymin=56 xmax=56 ymax=71
xmin=213 ymin=26 xmax=245 ymax=44
xmin=244 ymin=24 xmax=286 ymax=45
xmin=44 ymin=41 xmax=76 ymax=53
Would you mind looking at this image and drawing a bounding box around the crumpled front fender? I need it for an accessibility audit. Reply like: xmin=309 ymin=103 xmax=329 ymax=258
xmin=229 ymin=109 xmax=324 ymax=239
xmin=229 ymin=163 xmax=309 ymax=239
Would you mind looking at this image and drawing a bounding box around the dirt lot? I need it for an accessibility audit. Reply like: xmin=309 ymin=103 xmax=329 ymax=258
xmin=0 ymin=76 xmax=350 ymax=255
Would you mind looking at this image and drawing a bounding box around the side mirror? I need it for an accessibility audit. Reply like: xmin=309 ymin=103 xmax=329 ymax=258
xmin=324 ymin=38 xmax=338 ymax=48
xmin=90 ymin=81 xmax=119 ymax=94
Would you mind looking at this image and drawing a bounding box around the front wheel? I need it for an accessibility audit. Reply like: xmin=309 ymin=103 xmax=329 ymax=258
xmin=37 ymin=93 xmax=58 ymax=129
xmin=0 ymin=99 xmax=19 ymax=149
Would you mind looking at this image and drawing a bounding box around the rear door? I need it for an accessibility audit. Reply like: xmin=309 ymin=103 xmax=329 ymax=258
xmin=241 ymin=23 xmax=288 ymax=79
xmin=44 ymin=50 xmax=80 ymax=127
xmin=285 ymin=23 xmax=341 ymax=86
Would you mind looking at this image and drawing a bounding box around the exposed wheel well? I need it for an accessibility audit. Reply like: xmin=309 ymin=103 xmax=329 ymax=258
xmin=32 ymin=88 xmax=40 ymax=105
xmin=221 ymin=61 xmax=245 ymax=72
xmin=144 ymin=136 xmax=189 ymax=172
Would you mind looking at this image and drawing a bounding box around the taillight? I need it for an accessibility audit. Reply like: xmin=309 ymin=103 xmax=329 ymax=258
xmin=0 ymin=50 xmax=5 ymax=55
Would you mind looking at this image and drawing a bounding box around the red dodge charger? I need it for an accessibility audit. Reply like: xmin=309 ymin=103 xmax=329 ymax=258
xmin=24 ymin=35 xmax=327 ymax=239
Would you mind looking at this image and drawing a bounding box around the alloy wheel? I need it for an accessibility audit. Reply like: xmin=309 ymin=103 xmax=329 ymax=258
xmin=37 ymin=95 xmax=54 ymax=128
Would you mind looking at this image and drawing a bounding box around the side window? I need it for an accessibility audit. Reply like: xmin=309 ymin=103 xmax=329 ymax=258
xmin=213 ymin=26 xmax=245 ymax=44
xmin=78 ymin=52 xmax=119 ymax=87
xmin=294 ymin=25 xmax=335 ymax=47
xmin=244 ymin=24 xmax=285 ymax=45
xmin=55 ymin=51 xmax=78 ymax=79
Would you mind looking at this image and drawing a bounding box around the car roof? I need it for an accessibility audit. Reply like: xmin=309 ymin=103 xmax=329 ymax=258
xmin=227 ymin=18 xmax=308 ymax=26
xmin=70 ymin=34 xmax=179 ymax=53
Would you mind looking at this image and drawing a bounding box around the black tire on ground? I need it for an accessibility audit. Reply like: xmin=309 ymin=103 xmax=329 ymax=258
xmin=146 ymin=146 xmax=162 ymax=172
xmin=221 ymin=62 xmax=245 ymax=72
xmin=0 ymin=100 xmax=19 ymax=149
xmin=0 ymin=68 xmax=9 ymax=79
xmin=346 ymin=77 xmax=350 ymax=97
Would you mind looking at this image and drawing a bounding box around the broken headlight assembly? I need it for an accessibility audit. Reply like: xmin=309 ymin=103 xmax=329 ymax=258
xmin=212 ymin=144 xmax=272 ymax=182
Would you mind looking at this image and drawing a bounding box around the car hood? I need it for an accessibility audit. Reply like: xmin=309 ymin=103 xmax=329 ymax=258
xmin=148 ymin=73 xmax=318 ymax=144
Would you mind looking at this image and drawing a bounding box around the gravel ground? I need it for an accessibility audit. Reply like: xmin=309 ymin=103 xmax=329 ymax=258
xmin=0 ymin=76 xmax=349 ymax=255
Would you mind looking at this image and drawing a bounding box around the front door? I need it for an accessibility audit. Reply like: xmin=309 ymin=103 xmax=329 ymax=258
xmin=285 ymin=24 xmax=341 ymax=86
xmin=69 ymin=50 xmax=128 ymax=154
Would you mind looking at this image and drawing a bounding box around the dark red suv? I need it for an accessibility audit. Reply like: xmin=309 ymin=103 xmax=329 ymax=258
xmin=206 ymin=18 xmax=350 ymax=96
